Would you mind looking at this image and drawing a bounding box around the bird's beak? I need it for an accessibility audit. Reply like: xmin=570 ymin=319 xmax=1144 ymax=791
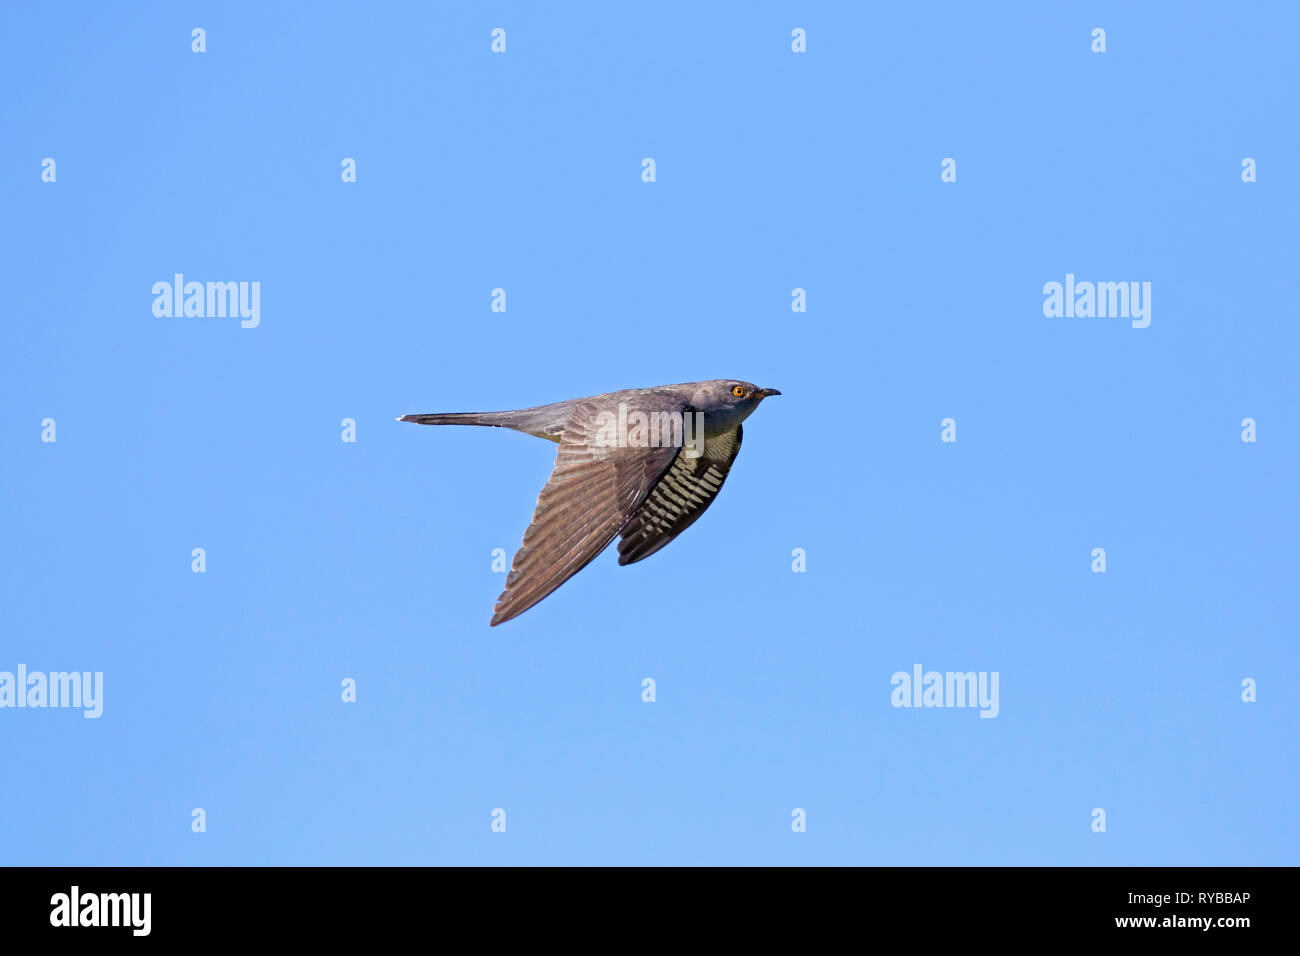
xmin=756 ymin=387 xmax=782 ymax=398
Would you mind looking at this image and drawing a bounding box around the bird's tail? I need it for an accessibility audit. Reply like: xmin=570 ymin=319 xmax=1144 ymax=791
xmin=398 ymin=411 xmax=519 ymax=427
xmin=398 ymin=402 xmax=570 ymax=441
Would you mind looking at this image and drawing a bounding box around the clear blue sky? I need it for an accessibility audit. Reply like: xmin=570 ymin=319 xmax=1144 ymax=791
xmin=2 ymin=2 xmax=1296 ymax=865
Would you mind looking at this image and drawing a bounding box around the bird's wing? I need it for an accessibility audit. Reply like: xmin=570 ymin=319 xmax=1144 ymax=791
xmin=490 ymin=398 xmax=683 ymax=626
xmin=617 ymin=425 xmax=743 ymax=566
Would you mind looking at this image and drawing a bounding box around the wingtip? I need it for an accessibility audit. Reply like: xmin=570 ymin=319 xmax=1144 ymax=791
xmin=490 ymin=602 xmax=521 ymax=626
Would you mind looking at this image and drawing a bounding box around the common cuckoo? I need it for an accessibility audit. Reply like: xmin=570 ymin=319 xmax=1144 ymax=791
xmin=399 ymin=380 xmax=781 ymax=625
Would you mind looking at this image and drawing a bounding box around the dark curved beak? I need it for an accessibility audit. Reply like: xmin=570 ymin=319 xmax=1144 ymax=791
xmin=756 ymin=387 xmax=782 ymax=398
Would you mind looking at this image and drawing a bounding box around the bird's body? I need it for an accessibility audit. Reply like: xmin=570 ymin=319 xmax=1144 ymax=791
xmin=400 ymin=380 xmax=780 ymax=625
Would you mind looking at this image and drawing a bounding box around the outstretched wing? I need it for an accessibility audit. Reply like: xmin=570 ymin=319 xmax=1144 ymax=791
xmin=617 ymin=425 xmax=743 ymax=566
xmin=490 ymin=398 xmax=683 ymax=626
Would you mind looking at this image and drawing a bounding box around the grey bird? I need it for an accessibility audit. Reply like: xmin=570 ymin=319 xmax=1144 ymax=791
xmin=399 ymin=380 xmax=781 ymax=625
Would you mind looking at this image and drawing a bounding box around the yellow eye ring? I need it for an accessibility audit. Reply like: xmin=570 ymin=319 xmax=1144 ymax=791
xmin=732 ymin=385 xmax=746 ymax=398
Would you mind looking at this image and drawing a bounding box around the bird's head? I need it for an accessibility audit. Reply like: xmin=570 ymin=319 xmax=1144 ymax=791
xmin=692 ymin=380 xmax=781 ymax=435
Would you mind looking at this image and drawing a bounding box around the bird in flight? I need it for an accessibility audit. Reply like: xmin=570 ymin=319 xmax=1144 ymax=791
xmin=400 ymin=380 xmax=781 ymax=625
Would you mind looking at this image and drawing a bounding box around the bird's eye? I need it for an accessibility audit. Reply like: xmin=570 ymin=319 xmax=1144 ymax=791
xmin=732 ymin=385 xmax=746 ymax=398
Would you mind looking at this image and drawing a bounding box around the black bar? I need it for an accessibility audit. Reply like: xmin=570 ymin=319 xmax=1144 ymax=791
xmin=0 ymin=866 xmax=1278 ymax=941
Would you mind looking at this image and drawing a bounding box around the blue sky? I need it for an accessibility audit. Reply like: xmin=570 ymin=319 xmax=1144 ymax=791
xmin=2 ymin=2 xmax=1296 ymax=865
